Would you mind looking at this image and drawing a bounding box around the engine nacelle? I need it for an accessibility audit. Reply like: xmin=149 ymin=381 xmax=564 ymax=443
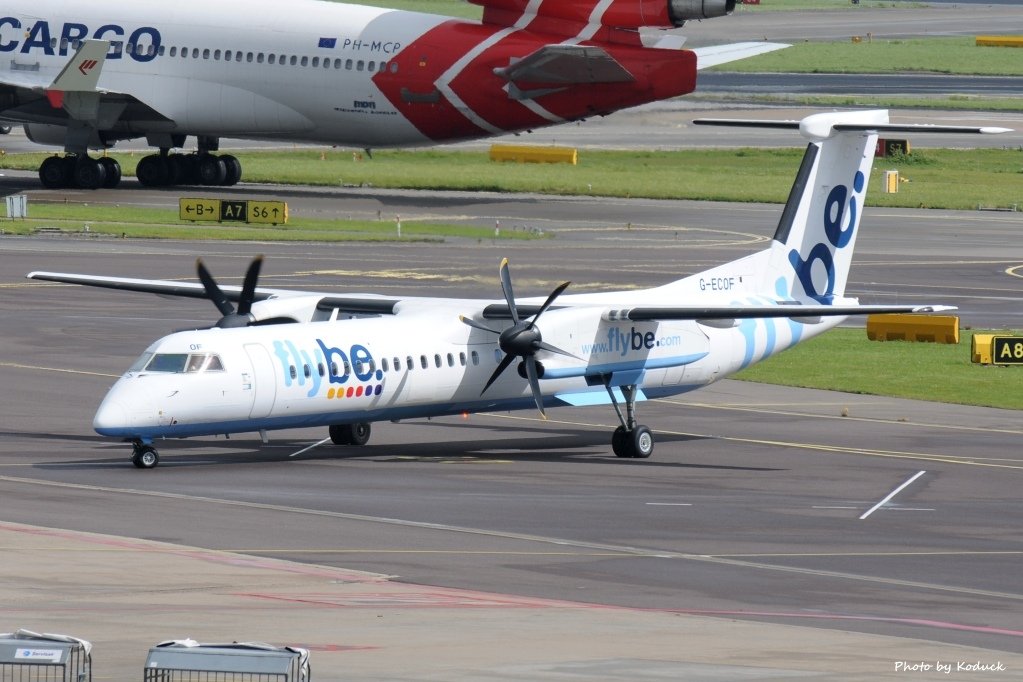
xmin=24 ymin=123 xmax=108 ymax=150
xmin=669 ymin=0 xmax=735 ymax=22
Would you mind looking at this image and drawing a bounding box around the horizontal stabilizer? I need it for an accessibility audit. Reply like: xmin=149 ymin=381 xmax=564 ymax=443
xmin=494 ymin=45 xmax=634 ymax=85
xmin=694 ymin=116 xmax=1013 ymax=139
xmin=691 ymin=42 xmax=789 ymax=70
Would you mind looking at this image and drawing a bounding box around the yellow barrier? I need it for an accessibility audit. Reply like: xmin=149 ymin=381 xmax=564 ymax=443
xmin=489 ymin=145 xmax=577 ymax=165
xmin=971 ymin=334 xmax=995 ymax=364
xmin=976 ymin=36 xmax=1023 ymax=48
xmin=866 ymin=314 xmax=959 ymax=344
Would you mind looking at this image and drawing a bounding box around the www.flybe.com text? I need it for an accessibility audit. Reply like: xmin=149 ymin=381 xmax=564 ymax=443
xmin=582 ymin=327 xmax=683 ymax=357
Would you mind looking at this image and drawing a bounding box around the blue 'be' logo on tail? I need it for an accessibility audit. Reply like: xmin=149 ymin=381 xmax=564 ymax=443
xmin=788 ymin=170 xmax=864 ymax=302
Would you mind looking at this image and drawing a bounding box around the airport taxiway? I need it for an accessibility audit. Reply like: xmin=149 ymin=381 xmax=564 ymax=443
xmin=1 ymin=227 xmax=1022 ymax=679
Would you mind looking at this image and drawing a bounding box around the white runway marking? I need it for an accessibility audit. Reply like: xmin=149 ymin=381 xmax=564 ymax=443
xmin=860 ymin=470 xmax=927 ymax=520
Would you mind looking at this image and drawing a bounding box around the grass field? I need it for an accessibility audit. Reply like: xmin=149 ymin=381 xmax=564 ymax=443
xmin=5 ymin=147 xmax=1020 ymax=211
xmin=721 ymin=36 xmax=1023 ymax=76
xmin=736 ymin=328 xmax=1023 ymax=410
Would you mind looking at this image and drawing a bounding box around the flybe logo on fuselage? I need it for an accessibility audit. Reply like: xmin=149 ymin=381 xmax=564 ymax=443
xmin=271 ymin=338 xmax=385 ymax=400
xmin=0 ymin=18 xmax=161 ymax=62
xmin=788 ymin=169 xmax=864 ymax=302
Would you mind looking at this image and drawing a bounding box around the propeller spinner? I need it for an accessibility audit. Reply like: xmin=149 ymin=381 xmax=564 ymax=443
xmin=461 ymin=258 xmax=577 ymax=418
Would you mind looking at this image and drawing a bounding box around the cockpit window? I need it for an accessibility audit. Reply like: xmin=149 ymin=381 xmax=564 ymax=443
xmin=128 ymin=352 xmax=154 ymax=373
xmin=146 ymin=353 xmax=189 ymax=373
xmin=139 ymin=353 xmax=225 ymax=373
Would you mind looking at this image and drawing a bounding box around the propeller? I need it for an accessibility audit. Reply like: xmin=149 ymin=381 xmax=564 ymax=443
xmin=196 ymin=255 xmax=263 ymax=328
xmin=461 ymin=258 xmax=577 ymax=418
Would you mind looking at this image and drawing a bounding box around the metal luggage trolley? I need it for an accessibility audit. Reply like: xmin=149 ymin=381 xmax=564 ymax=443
xmin=143 ymin=640 xmax=310 ymax=682
xmin=0 ymin=630 xmax=92 ymax=682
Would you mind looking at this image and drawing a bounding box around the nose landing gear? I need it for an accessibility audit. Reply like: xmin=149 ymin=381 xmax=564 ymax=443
xmin=130 ymin=441 xmax=160 ymax=469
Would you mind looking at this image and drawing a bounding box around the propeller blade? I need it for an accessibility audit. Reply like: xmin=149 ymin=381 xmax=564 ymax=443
xmin=528 ymin=281 xmax=571 ymax=327
xmin=196 ymin=259 xmax=235 ymax=317
xmin=498 ymin=258 xmax=519 ymax=324
xmin=481 ymin=353 xmax=516 ymax=396
xmin=523 ymin=356 xmax=546 ymax=419
xmin=236 ymin=256 xmax=263 ymax=316
xmin=459 ymin=315 xmax=500 ymax=335
xmin=536 ymin=340 xmax=583 ymax=361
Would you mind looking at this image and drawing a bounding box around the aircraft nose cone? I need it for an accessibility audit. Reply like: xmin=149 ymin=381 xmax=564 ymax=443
xmin=93 ymin=398 xmax=129 ymax=436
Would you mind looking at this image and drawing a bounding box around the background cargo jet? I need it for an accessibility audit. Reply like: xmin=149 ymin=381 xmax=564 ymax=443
xmin=28 ymin=110 xmax=1007 ymax=468
xmin=0 ymin=0 xmax=781 ymax=190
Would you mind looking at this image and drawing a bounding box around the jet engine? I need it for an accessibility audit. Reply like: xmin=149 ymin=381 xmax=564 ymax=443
xmin=669 ymin=0 xmax=735 ymax=22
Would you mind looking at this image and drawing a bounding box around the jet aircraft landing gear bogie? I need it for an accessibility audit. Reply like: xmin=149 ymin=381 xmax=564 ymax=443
xmin=605 ymin=382 xmax=654 ymax=459
xmin=130 ymin=441 xmax=160 ymax=469
xmin=38 ymin=154 xmax=122 ymax=190
xmin=135 ymin=152 xmax=241 ymax=188
xmin=329 ymin=422 xmax=372 ymax=446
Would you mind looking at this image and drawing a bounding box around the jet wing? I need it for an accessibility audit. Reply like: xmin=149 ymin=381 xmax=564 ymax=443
xmin=494 ymin=45 xmax=635 ymax=86
xmin=691 ymin=42 xmax=789 ymax=70
xmin=0 ymin=40 xmax=172 ymax=128
xmin=607 ymin=304 xmax=956 ymax=325
xmin=26 ymin=271 xmax=401 ymax=316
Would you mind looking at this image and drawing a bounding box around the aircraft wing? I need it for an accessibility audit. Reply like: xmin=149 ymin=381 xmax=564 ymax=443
xmin=0 ymin=40 xmax=172 ymax=129
xmin=607 ymin=304 xmax=956 ymax=324
xmin=26 ymin=271 xmax=402 ymax=316
xmin=483 ymin=303 xmax=954 ymax=321
xmin=691 ymin=42 xmax=789 ymax=70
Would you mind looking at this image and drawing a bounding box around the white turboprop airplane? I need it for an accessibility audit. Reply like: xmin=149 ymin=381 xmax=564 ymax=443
xmin=28 ymin=110 xmax=1008 ymax=468
xmin=0 ymin=0 xmax=783 ymax=190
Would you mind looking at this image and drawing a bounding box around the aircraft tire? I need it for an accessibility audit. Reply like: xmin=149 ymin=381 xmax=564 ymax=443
xmin=197 ymin=154 xmax=227 ymax=185
xmin=221 ymin=154 xmax=242 ymax=186
xmin=132 ymin=445 xmax=160 ymax=469
xmin=329 ymin=423 xmax=352 ymax=445
xmin=630 ymin=426 xmax=654 ymax=459
xmin=99 ymin=157 xmax=122 ymax=188
xmin=73 ymin=158 xmax=107 ymax=190
xmin=39 ymin=156 xmax=71 ymax=189
xmin=612 ymin=426 xmax=629 ymax=458
xmin=349 ymin=422 xmax=371 ymax=446
xmin=136 ymin=155 xmax=170 ymax=187
xmin=329 ymin=422 xmax=372 ymax=446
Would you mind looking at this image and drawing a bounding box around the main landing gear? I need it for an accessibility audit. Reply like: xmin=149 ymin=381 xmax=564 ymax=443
xmin=329 ymin=422 xmax=372 ymax=446
xmin=135 ymin=151 xmax=242 ymax=188
xmin=39 ymin=154 xmax=121 ymax=190
xmin=605 ymin=383 xmax=654 ymax=459
xmin=131 ymin=440 xmax=160 ymax=469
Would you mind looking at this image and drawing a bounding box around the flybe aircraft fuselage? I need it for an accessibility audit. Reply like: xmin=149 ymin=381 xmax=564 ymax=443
xmin=95 ymin=305 xmax=757 ymax=441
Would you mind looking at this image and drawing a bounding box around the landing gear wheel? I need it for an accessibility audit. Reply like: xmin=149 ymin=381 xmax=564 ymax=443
xmin=329 ymin=422 xmax=372 ymax=446
xmin=349 ymin=422 xmax=371 ymax=446
xmin=630 ymin=425 xmax=654 ymax=459
xmin=197 ymin=154 xmax=227 ymax=185
xmin=73 ymin=158 xmax=107 ymax=190
xmin=221 ymin=154 xmax=242 ymax=186
xmin=131 ymin=445 xmax=159 ymax=469
xmin=136 ymin=154 xmax=170 ymax=187
xmin=98 ymin=157 xmax=122 ymax=188
xmin=39 ymin=156 xmax=71 ymax=188
xmin=612 ymin=426 xmax=629 ymax=458
xmin=329 ymin=423 xmax=352 ymax=445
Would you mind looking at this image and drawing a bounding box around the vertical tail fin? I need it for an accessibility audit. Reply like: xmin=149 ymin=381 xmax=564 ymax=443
xmin=768 ymin=109 xmax=885 ymax=302
xmin=673 ymin=111 xmax=1007 ymax=304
